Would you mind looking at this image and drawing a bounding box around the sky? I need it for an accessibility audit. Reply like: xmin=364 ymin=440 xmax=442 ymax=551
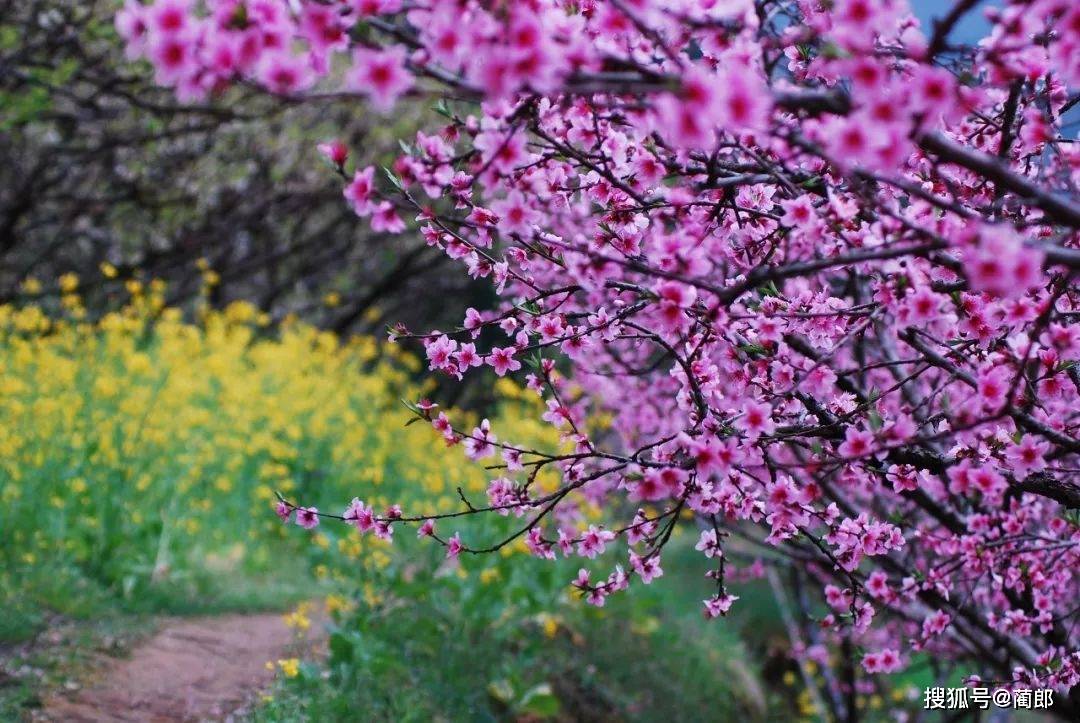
xmin=910 ymin=0 xmax=995 ymax=44
xmin=909 ymin=0 xmax=1077 ymax=132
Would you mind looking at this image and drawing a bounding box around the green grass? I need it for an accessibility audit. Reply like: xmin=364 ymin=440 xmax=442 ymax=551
xmin=0 ymin=565 xmax=154 ymax=720
xmin=0 ymin=559 xmax=324 ymax=719
xmin=2 ymin=538 xmax=784 ymax=723
xmin=1 ymin=554 xmax=322 ymax=643
xmin=0 ymin=303 xmax=786 ymax=721
xmin=252 ymin=536 xmax=782 ymax=722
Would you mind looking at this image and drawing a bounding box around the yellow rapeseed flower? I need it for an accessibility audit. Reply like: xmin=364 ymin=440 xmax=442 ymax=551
xmin=284 ymin=609 xmax=311 ymax=631
xmin=1 ymin=285 xmax=560 ymax=608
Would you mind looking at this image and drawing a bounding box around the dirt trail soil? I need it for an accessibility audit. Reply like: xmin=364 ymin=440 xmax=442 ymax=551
xmin=38 ymin=612 xmax=323 ymax=722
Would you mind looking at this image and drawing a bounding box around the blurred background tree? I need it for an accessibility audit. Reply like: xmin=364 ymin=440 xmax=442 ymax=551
xmin=0 ymin=0 xmax=492 ymax=342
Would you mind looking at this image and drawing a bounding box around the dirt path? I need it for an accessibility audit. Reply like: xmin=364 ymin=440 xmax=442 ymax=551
xmin=37 ymin=611 xmax=324 ymax=722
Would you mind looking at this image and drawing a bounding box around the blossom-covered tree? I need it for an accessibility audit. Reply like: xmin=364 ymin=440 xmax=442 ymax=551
xmin=119 ymin=0 xmax=1080 ymax=715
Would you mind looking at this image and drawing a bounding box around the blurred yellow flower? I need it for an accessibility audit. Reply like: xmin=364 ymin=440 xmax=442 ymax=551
xmin=325 ymin=594 xmax=351 ymax=615
xmin=284 ymin=609 xmax=310 ymax=631
xmin=1 ymin=282 xmax=559 ymax=622
xmin=276 ymin=658 xmax=300 ymax=678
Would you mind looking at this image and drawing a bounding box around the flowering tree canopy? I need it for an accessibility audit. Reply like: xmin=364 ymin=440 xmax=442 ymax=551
xmin=118 ymin=0 xmax=1080 ymax=714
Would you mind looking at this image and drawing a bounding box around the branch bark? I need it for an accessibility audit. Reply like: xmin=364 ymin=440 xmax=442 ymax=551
xmin=917 ymin=132 xmax=1080 ymax=228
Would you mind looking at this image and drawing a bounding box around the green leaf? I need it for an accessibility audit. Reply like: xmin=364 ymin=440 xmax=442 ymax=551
xmin=517 ymin=683 xmax=561 ymax=718
xmin=820 ymin=41 xmax=851 ymax=60
xmin=382 ymin=167 xmax=403 ymax=190
xmin=328 ymin=631 xmax=355 ymax=664
xmin=487 ymin=678 xmax=515 ymax=704
xmin=868 ymin=410 xmax=883 ymax=431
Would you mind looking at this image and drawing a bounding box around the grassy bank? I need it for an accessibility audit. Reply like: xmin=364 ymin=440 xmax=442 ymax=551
xmin=0 ymin=286 xmax=777 ymax=720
